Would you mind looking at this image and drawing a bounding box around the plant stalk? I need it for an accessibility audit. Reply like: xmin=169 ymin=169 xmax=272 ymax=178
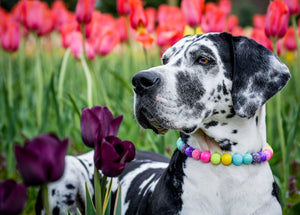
xmin=35 ymin=34 xmax=43 ymax=130
xmin=94 ymin=167 xmax=102 ymax=215
xmin=80 ymin=55 xmax=93 ymax=108
xmin=42 ymin=184 xmax=51 ymax=215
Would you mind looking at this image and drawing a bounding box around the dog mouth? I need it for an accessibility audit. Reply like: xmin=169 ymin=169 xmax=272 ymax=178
xmin=138 ymin=108 xmax=169 ymax=135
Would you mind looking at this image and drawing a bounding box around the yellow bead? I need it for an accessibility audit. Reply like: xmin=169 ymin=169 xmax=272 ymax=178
xmin=221 ymin=154 xmax=232 ymax=165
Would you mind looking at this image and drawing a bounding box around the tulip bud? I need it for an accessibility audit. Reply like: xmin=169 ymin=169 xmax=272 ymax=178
xmin=181 ymin=0 xmax=204 ymax=28
xmin=129 ymin=0 xmax=148 ymax=30
xmin=1 ymin=20 xmax=20 ymax=52
xmin=117 ymin=0 xmax=131 ymax=15
xmin=283 ymin=26 xmax=297 ymax=51
xmin=75 ymin=0 xmax=96 ymax=24
xmin=283 ymin=0 xmax=300 ymax=15
xmin=264 ymin=0 xmax=290 ymax=39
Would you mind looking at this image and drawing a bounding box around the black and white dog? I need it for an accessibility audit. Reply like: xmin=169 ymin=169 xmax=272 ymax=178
xmin=37 ymin=33 xmax=290 ymax=215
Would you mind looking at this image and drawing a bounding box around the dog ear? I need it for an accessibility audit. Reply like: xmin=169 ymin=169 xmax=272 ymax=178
xmin=230 ymin=34 xmax=290 ymax=118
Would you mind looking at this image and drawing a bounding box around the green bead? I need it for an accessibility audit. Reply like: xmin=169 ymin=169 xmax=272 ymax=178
xmin=243 ymin=153 xmax=253 ymax=164
xmin=176 ymin=138 xmax=185 ymax=150
xmin=232 ymin=153 xmax=243 ymax=166
xmin=211 ymin=152 xmax=221 ymax=165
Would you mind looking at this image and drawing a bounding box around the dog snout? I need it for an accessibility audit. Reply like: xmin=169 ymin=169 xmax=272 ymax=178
xmin=132 ymin=71 xmax=160 ymax=94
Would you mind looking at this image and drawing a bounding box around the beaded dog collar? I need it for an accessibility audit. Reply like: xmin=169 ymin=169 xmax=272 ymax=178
xmin=176 ymin=138 xmax=273 ymax=166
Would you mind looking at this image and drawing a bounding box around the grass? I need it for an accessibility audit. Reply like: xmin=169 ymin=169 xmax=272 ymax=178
xmin=0 ymin=32 xmax=299 ymax=214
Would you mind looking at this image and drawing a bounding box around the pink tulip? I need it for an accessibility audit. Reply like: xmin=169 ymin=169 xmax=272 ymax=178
xmin=226 ymin=15 xmax=239 ymax=32
xmin=75 ymin=0 xmax=96 ymax=24
xmin=69 ymin=31 xmax=95 ymax=60
xmin=264 ymin=0 xmax=290 ymax=39
xmin=117 ymin=0 xmax=131 ymax=15
xmin=181 ymin=0 xmax=204 ymax=28
xmin=24 ymin=0 xmax=44 ymax=31
xmin=51 ymin=0 xmax=70 ymax=30
xmin=145 ymin=7 xmax=156 ymax=33
xmin=202 ymin=3 xmax=227 ymax=33
xmin=283 ymin=26 xmax=297 ymax=51
xmin=253 ymin=14 xmax=266 ymax=29
xmin=283 ymin=0 xmax=300 ymax=15
xmin=1 ymin=20 xmax=21 ymax=52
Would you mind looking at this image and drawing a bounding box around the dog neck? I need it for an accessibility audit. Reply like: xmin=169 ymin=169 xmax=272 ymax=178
xmin=187 ymin=106 xmax=267 ymax=154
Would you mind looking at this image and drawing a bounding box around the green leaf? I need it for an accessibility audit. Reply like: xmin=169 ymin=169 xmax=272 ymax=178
xmin=101 ymin=175 xmax=107 ymax=202
xmin=104 ymin=193 xmax=111 ymax=215
xmin=67 ymin=210 xmax=72 ymax=215
xmin=102 ymin=178 xmax=113 ymax=215
xmin=67 ymin=93 xmax=81 ymax=119
xmin=76 ymin=208 xmax=82 ymax=215
xmin=113 ymin=183 xmax=122 ymax=215
xmin=85 ymin=182 xmax=96 ymax=215
xmin=108 ymin=69 xmax=133 ymax=95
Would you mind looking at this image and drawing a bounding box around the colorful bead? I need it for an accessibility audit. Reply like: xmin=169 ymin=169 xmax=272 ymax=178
xmin=221 ymin=154 xmax=232 ymax=165
xmin=243 ymin=153 xmax=253 ymax=164
xmin=192 ymin=149 xmax=201 ymax=160
xmin=180 ymin=144 xmax=188 ymax=154
xmin=258 ymin=152 xmax=267 ymax=162
xmin=211 ymin=152 xmax=221 ymax=165
xmin=232 ymin=153 xmax=243 ymax=166
xmin=265 ymin=144 xmax=273 ymax=153
xmin=201 ymin=151 xmax=211 ymax=163
xmin=263 ymin=149 xmax=273 ymax=161
xmin=176 ymin=138 xmax=185 ymax=150
xmin=185 ymin=146 xmax=194 ymax=157
xmin=251 ymin=152 xmax=261 ymax=164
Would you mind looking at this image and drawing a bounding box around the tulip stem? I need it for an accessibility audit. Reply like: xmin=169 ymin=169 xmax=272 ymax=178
xmin=18 ymin=36 xmax=26 ymax=107
xmin=80 ymin=55 xmax=93 ymax=108
xmin=143 ymin=47 xmax=149 ymax=67
xmin=7 ymin=55 xmax=13 ymax=108
xmin=58 ymin=48 xmax=71 ymax=113
xmin=273 ymin=40 xmax=288 ymax=209
xmin=81 ymin=24 xmax=87 ymax=60
xmin=35 ymin=34 xmax=43 ymax=130
xmin=94 ymin=167 xmax=102 ymax=215
xmin=291 ymin=15 xmax=300 ymax=72
xmin=42 ymin=184 xmax=51 ymax=215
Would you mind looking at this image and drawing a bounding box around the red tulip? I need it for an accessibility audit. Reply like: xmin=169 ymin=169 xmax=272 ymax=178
xmin=94 ymin=136 xmax=135 ymax=177
xmin=226 ymin=15 xmax=239 ymax=32
xmin=95 ymin=29 xmax=120 ymax=56
xmin=38 ymin=6 xmax=54 ymax=37
xmin=251 ymin=28 xmax=273 ymax=51
xmin=253 ymin=14 xmax=266 ymax=29
xmin=69 ymin=31 xmax=96 ymax=60
xmin=14 ymin=134 xmax=68 ymax=186
xmin=60 ymin=22 xmax=80 ymax=48
xmin=283 ymin=0 xmax=300 ymax=15
xmin=51 ymin=0 xmax=70 ymax=30
xmin=218 ymin=0 xmax=232 ymax=15
xmin=201 ymin=3 xmax=227 ymax=33
xmin=283 ymin=26 xmax=297 ymax=51
xmin=85 ymin=11 xmax=103 ymax=39
xmin=145 ymin=7 xmax=156 ymax=33
xmin=156 ymin=24 xmax=184 ymax=48
xmin=129 ymin=0 xmax=148 ymax=30
xmin=181 ymin=0 xmax=204 ymax=28
xmin=24 ymin=0 xmax=44 ymax=31
xmin=231 ymin=26 xmax=244 ymax=36
xmin=11 ymin=0 xmax=26 ymax=24
xmin=1 ymin=20 xmax=21 ymax=52
xmin=75 ymin=0 xmax=96 ymax=24
xmin=116 ymin=17 xmax=128 ymax=42
xmin=135 ymin=32 xmax=154 ymax=49
xmin=0 ymin=179 xmax=28 ymax=215
xmin=264 ymin=0 xmax=290 ymax=39
xmin=117 ymin=0 xmax=131 ymax=15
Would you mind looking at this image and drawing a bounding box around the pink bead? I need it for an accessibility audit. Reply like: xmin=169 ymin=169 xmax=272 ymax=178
xmin=192 ymin=149 xmax=201 ymax=160
xmin=263 ymin=149 xmax=273 ymax=161
xmin=201 ymin=151 xmax=211 ymax=163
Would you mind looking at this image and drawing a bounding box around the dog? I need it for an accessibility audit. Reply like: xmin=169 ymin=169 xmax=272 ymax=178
xmin=36 ymin=32 xmax=290 ymax=215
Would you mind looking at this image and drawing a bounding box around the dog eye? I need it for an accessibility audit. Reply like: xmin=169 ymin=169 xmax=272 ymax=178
xmin=197 ymin=56 xmax=211 ymax=64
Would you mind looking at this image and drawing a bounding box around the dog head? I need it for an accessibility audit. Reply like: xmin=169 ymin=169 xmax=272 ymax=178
xmin=132 ymin=33 xmax=290 ymax=136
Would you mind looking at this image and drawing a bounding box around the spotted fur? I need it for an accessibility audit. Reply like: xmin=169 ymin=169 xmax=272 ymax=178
xmin=37 ymin=33 xmax=289 ymax=215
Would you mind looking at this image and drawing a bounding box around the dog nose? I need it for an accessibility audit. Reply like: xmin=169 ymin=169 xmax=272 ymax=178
xmin=132 ymin=71 xmax=160 ymax=94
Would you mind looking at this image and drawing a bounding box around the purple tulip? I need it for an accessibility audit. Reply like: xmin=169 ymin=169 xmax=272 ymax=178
xmin=0 ymin=179 xmax=27 ymax=215
xmin=14 ymin=134 xmax=68 ymax=186
xmin=80 ymin=106 xmax=123 ymax=148
xmin=94 ymin=136 xmax=135 ymax=177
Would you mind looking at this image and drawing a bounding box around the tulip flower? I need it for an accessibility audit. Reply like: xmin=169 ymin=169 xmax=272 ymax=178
xmin=129 ymin=0 xmax=148 ymax=30
xmin=145 ymin=7 xmax=156 ymax=33
xmin=80 ymin=106 xmax=123 ymax=148
xmin=14 ymin=134 xmax=68 ymax=186
xmin=11 ymin=0 xmax=26 ymax=25
xmin=23 ymin=0 xmax=44 ymax=31
xmin=94 ymin=136 xmax=135 ymax=177
xmin=51 ymin=0 xmax=70 ymax=30
xmin=75 ymin=0 xmax=96 ymax=24
xmin=117 ymin=0 xmax=131 ymax=15
xmin=226 ymin=15 xmax=239 ymax=32
xmin=283 ymin=0 xmax=300 ymax=15
xmin=201 ymin=3 xmax=227 ymax=33
xmin=60 ymin=22 xmax=80 ymax=48
xmin=251 ymin=28 xmax=273 ymax=51
xmin=116 ymin=16 xmax=129 ymax=42
xmin=37 ymin=7 xmax=54 ymax=37
xmin=283 ymin=26 xmax=297 ymax=51
xmin=94 ymin=29 xmax=120 ymax=56
xmin=253 ymin=14 xmax=266 ymax=29
xmin=0 ymin=179 xmax=28 ymax=215
xmin=181 ymin=0 xmax=204 ymax=28
xmin=69 ymin=31 xmax=96 ymax=60
xmin=218 ymin=0 xmax=232 ymax=15
xmin=1 ymin=20 xmax=20 ymax=52
xmin=264 ymin=0 xmax=290 ymax=40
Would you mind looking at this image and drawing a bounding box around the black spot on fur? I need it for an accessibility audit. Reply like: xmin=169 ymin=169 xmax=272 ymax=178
xmin=272 ymin=181 xmax=280 ymax=203
xmin=232 ymin=129 xmax=238 ymax=134
xmin=226 ymin=106 xmax=235 ymax=118
xmin=53 ymin=206 xmax=60 ymax=215
xmin=255 ymin=116 xmax=259 ymax=126
xmin=204 ymin=121 xmax=218 ymax=129
xmin=174 ymin=59 xmax=182 ymax=67
xmin=217 ymin=85 xmax=222 ymax=92
xmin=222 ymin=81 xmax=229 ymax=95
xmin=221 ymin=123 xmax=228 ymax=126
xmin=62 ymin=194 xmax=75 ymax=206
xmin=66 ymin=184 xmax=75 ymax=189
xmin=219 ymin=139 xmax=234 ymax=151
xmin=204 ymin=110 xmax=211 ymax=118
xmin=221 ymin=110 xmax=226 ymax=114
xmin=51 ymin=189 xmax=56 ymax=196
xmin=210 ymin=89 xmax=215 ymax=96
xmin=182 ymin=126 xmax=197 ymax=134
xmin=176 ymin=71 xmax=206 ymax=108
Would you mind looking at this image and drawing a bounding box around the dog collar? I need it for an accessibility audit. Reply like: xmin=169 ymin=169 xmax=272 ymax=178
xmin=176 ymin=138 xmax=273 ymax=166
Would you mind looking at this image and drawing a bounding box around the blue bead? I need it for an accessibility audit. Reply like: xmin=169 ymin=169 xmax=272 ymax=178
xmin=232 ymin=153 xmax=243 ymax=166
xmin=258 ymin=152 xmax=267 ymax=162
xmin=251 ymin=152 xmax=261 ymax=164
xmin=176 ymin=138 xmax=185 ymax=150
xmin=243 ymin=153 xmax=253 ymax=164
xmin=185 ymin=146 xmax=194 ymax=157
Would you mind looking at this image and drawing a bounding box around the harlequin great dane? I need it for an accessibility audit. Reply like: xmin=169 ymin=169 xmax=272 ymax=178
xmin=36 ymin=32 xmax=290 ymax=215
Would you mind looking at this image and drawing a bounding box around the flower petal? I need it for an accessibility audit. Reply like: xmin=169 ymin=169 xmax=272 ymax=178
xmin=100 ymin=160 xmax=127 ymax=177
xmin=49 ymin=138 xmax=68 ymax=181
xmin=101 ymin=140 xmax=120 ymax=162
xmin=81 ymin=107 xmax=100 ymax=148
xmin=108 ymin=115 xmax=123 ymax=137
xmin=118 ymin=141 xmax=136 ymax=163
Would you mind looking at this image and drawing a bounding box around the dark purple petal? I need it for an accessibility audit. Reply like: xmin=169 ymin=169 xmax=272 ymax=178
xmin=101 ymin=140 xmax=120 ymax=162
xmin=100 ymin=160 xmax=127 ymax=177
xmin=15 ymin=145 xmax=48 ymax=186
xmin=14 ymin=134 xmax=68 ymax=186
xmin=0 ymin=179 xmax=27 ymax=215
xmin=117 ymin=141 xmax=135 ymax=163
xmin=100 ymin=107 xmax=114 ymax=137
xmin=81 ymin=107 xmax=100 ymax=148
xmin=90 ymin=105 xmax=105 ymax=121
xmin=94 ymin=143 xmax=102 ymax=170
xmin=108 ymin=115 xmax=123 ymax=136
